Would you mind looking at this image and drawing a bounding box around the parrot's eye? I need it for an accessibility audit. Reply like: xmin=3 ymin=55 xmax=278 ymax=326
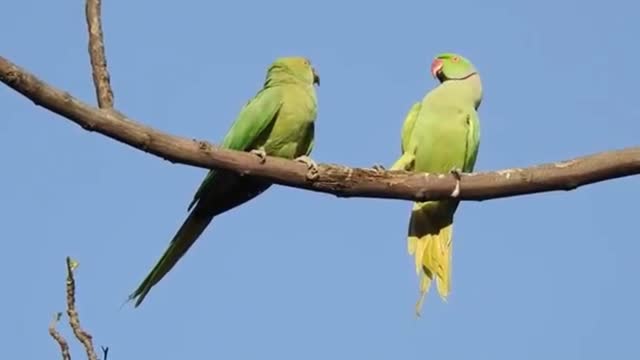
xmin=451 ymin=56 xmax=460 ymax=63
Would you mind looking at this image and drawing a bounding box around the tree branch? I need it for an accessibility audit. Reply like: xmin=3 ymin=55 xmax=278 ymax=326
xmin=49 ymin=312 xmax=71 ymax=360
xmin=1 ymin=55 xmax=639 ymax=202
xmin=49 ymin=257 xmax=103 ymax=360
xmin=85 ymin=0 xmax=114 ymax=108
xmin=65 ymin=257 xmax=99 ymax=360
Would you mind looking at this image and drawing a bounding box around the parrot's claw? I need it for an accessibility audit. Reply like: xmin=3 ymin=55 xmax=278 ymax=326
xmin=372 ymin=164 xmax=386 ymax=173
xmin=250 ymin=147 xmax=267 ymax=164
xmin=449 ymin=168 xmax=462 ymax=198
xmin=295 ymin=155 xmax=319 ymax=180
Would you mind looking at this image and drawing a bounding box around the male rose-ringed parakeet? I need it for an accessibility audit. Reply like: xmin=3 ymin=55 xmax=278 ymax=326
xmin=129 ymin=57 xmax=320 ymax=307
xmin=390 ymin=53 xmax=483 ymax=315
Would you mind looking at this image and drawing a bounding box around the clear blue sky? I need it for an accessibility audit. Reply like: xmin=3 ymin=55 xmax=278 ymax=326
xmin=2 ymin=0 xmax=638 ymax=359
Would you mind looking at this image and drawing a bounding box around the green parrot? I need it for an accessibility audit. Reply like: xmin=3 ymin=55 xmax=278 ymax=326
xmin=129 ymin=56 xmax=320 ymax=307
xmin=390 ymin=53 xmax=483 ymax=315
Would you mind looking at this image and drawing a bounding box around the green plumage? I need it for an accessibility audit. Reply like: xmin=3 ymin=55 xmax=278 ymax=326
xmin=391 ymin=53 xmax=483 ymax=315
xmin=129 ymin=57 xmax=320 ymax=306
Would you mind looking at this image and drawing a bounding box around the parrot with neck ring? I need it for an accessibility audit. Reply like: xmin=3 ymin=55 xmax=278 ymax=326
xmin=391 ymin=52 xmax=483 ymax=315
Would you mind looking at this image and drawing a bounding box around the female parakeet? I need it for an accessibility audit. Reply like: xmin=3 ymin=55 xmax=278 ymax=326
xmin=129 ymin=56 xmax=320 ymax=307
xmin=391 ymin=53 xmax=483 ymax=315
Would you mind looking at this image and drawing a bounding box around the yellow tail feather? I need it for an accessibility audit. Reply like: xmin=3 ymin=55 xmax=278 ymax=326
xmin=407 ymin=201 xmax=454 ymax=316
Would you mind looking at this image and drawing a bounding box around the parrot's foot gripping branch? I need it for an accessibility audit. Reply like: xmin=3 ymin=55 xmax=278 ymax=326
xmin=449 ymin=168 xmax=462 ymax=197
xmin=250 ymin=147 xmax=267 ymax=164
xmin=371 ymin=164 xmax=386 ymax=173
xmin=295 ymin=155 xmax=319 ymax=180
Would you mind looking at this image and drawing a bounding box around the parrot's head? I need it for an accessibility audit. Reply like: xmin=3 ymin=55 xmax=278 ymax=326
xmin=430 ymin=53 xmax=478 ymax=83
xmin=269 ymin=57 xmax=320 ymax=86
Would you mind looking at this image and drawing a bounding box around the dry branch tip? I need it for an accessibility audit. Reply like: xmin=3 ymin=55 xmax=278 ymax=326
xmin=49 ymin=311 xmax=71 ymax=360
xmin=65 ymin=256 xmax=99 ymax=360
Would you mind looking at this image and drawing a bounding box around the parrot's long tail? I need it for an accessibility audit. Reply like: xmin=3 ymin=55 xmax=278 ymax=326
xmin=407 ymin=200 xmax=455 ymax=316
xmin=129 ymin=210 xmax=215 ymax=307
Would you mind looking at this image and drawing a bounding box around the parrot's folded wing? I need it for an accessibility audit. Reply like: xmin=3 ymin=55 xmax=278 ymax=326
xmin=188 ymin=88 xmax=283 ymax=210
xmin=464 ymin=111 xmax=481 ymax=172
xmin=400 ymin=101 xmax=421 ymax=154
xmin=390 ymin=101 xmax=421 ymax=171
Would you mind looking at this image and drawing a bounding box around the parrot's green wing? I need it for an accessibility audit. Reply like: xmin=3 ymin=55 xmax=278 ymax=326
xmin=129 ymin=88 xmax=284 ymax=307
xmin=305 ymin=133 xmax=315 ymax=156
xmin=463 ymin=111 xmax=480 ymax=172
xmin=390 ymin=102 xmax=421 ymax=171
xmin=400 ymin=102 xmax=421 ymax=154
xmin=188 ymin=88 xmax=283 ymax=210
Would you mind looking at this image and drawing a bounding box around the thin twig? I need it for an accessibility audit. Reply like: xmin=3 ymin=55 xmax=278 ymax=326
xmin=101 ymin=346 xmax=109 ymax=360
xmin=65 ymin=257 xmax=99 ymax=360
xmin=85 ymin=0 xmax=114 ymax=108
xmin=0 ymin=55 xmax=639 ymax=202
xmin=49 ymin=312 xmax=72 ymax=360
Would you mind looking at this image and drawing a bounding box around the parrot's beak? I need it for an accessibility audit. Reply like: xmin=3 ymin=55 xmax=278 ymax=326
xmin=430 ymin=58 xmax=444 ymax=80
xmin=312 ymin=68 xmax=320 ymax=86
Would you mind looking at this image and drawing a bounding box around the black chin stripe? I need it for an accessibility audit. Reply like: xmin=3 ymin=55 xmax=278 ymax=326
xmin=443 ymin=71 xmax=478 ymax=82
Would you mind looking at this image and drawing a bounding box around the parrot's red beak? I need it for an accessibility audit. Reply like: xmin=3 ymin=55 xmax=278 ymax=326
xmin=430 ymin=58 xmax=444 ymax=78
